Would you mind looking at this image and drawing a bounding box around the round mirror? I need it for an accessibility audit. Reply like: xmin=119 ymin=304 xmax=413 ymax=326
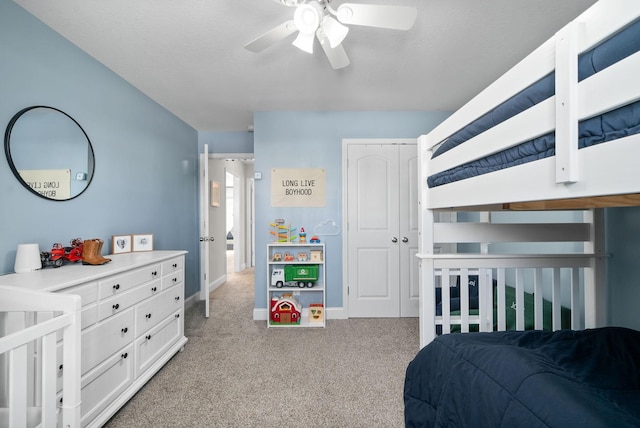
xmin=4 ymin=106 xmax=95 ymax=201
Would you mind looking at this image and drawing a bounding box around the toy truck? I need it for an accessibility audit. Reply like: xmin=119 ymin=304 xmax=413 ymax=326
xmin=271 ymin=264 xmax=319 ymax=288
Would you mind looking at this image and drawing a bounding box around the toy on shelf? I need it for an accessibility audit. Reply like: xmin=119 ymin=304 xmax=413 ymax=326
xmin=309 ymin=236 xmax=321 ymax=243
xmin=299 ymin=227 xmax=307 ymax=243
xmin=310 ymin=249 xmax=323 ymax=262
xmin=269 ymin=219 xmax=297 ymax=242
xmin=284 ymin=252 xmax=294 ymax=262
xmin=271 ymin=265 xmax=319 ymax=288
xmin=272 ymin=253 xmax=282 ymax=262
xmin=297 ymin=252 xmax=308 ymax=262
xmin=270 ymin=294 xmax=301 ymax=325
xmin=308 ymin=303 xmax=324 ymax=323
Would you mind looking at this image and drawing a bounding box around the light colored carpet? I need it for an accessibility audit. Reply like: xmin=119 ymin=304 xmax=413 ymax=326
xmin=104 ymin=260 xmax=419 ymax=427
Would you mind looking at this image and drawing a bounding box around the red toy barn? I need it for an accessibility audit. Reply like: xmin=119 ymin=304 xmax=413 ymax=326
xmin=270 ymin=296 xmax=301 ymax=324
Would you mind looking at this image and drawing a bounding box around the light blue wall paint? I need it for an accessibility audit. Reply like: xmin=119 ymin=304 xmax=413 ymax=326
xmin=605 ymin=207 xmax=640 ymax=330
xmin=0 ymin=0 xmax=200 ymax=297
xmin=253 ymin=111 xmax=451 ymax=310
xmin=199 ymin=131 xmax=254 ymax=154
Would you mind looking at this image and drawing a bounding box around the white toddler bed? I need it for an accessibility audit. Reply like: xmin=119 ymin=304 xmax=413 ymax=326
xmin=0 ymin=286 xmax=81 ymax=428
xmin=416 ymin=0 xmax=640 ymax=348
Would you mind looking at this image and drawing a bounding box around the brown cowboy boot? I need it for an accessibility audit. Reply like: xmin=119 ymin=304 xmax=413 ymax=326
xmin=82 ymin=238 xmax=111 ymax=265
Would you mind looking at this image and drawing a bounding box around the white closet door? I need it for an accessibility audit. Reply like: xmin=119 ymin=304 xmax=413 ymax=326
xmin=399 ymin=144 xmax=419 ymax=317
xmin=347 ymin=144 xmax=401 ymax=317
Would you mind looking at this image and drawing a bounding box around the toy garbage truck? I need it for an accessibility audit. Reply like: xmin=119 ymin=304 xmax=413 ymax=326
xmin=271 ymin=265 xmax=319 ymax=288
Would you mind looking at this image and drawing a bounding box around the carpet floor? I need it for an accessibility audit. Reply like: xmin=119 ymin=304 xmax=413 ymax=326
xmin=104 ymin=259 xmax=419 ymax=427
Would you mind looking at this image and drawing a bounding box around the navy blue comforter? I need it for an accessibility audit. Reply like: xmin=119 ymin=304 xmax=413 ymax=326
xmin=404 ymin=328 xmax=640 ymax=427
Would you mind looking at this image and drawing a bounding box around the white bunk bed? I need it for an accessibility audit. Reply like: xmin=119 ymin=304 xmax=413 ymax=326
xmin=405 ymin=1 xmax=640 ymax=426
xmin=0 ymin=286 xmax=81 ymax=428
xmin=417 ymin=0 xmax=640 ymax=348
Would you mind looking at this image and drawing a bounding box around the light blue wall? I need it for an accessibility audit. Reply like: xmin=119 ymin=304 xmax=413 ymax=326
xmin=0 ymin=0 xmax=200 ymax=297
xmin=253 ymin=111 xmax=450 ymax=310
xmin=199 ymin=131 xmax=254 ymax=154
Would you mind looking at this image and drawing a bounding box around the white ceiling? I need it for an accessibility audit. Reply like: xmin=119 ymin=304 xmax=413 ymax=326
xmin=15 ymin=0 xmax=598 ymax=132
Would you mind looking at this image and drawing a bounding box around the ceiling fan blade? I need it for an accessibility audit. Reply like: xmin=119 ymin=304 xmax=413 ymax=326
xmin=244 ymin=20 xmax=297 ymax=53
xmin=336 ymin=3 xmax=417 ymax=30
xmin=317 ymin=30 xmax=350 ymax=69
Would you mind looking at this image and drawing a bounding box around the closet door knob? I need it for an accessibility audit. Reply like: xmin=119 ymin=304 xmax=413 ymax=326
xmin=391 ymin=237 xmax=398 ymax=243
xmin=402 ymin=237 xmax=409 ymax=243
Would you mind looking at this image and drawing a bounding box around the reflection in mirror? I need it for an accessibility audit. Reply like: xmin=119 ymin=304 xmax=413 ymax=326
xmin=4 ymin=106 xmax=95 ymax=201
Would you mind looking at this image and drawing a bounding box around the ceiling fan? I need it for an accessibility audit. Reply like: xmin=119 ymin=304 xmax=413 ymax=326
xmin=244 ymin=0 xmax=418 ymax=69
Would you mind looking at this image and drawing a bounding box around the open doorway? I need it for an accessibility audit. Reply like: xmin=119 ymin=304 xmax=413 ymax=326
xmin=226 ymin=171 xmax=238 ymax=273
xmin=203 ymin=155 xmax=254 ymax=295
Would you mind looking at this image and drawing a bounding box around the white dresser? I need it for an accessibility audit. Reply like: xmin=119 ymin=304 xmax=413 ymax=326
xmin=0 ymin=250 xmax=188 ymax=427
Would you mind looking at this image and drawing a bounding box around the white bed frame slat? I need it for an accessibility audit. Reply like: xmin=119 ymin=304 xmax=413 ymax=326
xmin=0 ymin=286 xmax=81 ymax=428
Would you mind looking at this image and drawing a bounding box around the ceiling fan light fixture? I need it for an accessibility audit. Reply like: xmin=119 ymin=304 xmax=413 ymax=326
xmin=292 ymin=30 xmax=316 ymax=54
xmin=293 ymin=3 xmax=322 ymax=34
xmin=322 ymin=16 xmax=349 ymax=48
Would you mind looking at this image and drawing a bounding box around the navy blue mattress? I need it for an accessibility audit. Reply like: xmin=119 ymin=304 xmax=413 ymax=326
xmin=404 ymin=327 xmax=640 ymax=427
xmin=428 ymin=19 xmax=640 ymax=188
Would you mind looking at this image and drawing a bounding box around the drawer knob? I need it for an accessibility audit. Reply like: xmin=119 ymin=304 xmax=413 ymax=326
xmin=113 ymin=303 xmax=120 ymax=310
xmin=151 ymin=286 xmax=157 ymax=292
xmin=152 ymin=271 xmax=158 ymax=277
xmin=172 ymin=263 xmax=178 ymax=268
xmin=113 ymin=284 xmax=120 ymax=290
xmin=121 ymin=327 xmax=128 ymax=334
xmin=146 ymin=334 xmax=152 ymax=340
xmin=59 ymin=364 xmax=63 ymax=371
xmin=146 ymin=313 xmax=152 ymax=319
xmin=175 ymin=314 xmax=180 ymax=319
xmin=172 ymin=278 xmax=178 ymax=283
xmin=121 ymin=352 xmax=128 ymax=359
xmin=175 ymin=296 xmax=180 ymax=301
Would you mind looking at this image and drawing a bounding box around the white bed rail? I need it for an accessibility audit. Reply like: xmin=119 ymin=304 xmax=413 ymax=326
xmin=0 ymin=286 xmax=81 ymax=428
xmin=417 ymin=210 xmax=605 ymax=348
xmin=419 ymin=0 xmax=640 ymax=210
xmin=419 ymin=255 xmax=595 ymax=347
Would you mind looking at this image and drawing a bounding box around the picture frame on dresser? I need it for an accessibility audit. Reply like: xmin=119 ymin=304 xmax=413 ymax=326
xmin=111 ymin=234 xmax=132 ymax=254
xmin=132 ymin=234 xmax=154 ymax=252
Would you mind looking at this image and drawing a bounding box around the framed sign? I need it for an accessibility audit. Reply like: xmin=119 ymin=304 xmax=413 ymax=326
xmin=271 ymin=168 xmax=326 ymax=207
xmin=18 ymin=169 xmax=71 ymax=200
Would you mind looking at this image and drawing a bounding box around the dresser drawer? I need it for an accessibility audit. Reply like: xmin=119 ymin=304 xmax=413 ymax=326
xmin=162 ymin=257 xmax=183 ymax=275
xmin=135 ymin=309 xmax=183 ymax=377
xmin=82 ymin=308 xmax=135 ymax=374
xmin=98 ymin=264 xmax=161 ymax=298
xmin=98 ymin=280 xmax=160 ymax=321
xmin=135 ymin=286 xmax=184 ymax=336
xmin=80 ymin=344 xmax=135 ymax=426
xmin=58 ymin=281 xmax=98 ymax=306
xmin=161 ymin=270 xmax=183 ymax=290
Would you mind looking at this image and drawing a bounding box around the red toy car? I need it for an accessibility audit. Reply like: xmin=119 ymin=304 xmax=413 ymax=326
xmin=42 ymin=238 xmax=83 ymax=268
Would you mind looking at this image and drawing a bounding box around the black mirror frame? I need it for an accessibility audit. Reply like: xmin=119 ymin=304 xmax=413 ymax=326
xmin=4 ymin=106 xmax=95 ymax=201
